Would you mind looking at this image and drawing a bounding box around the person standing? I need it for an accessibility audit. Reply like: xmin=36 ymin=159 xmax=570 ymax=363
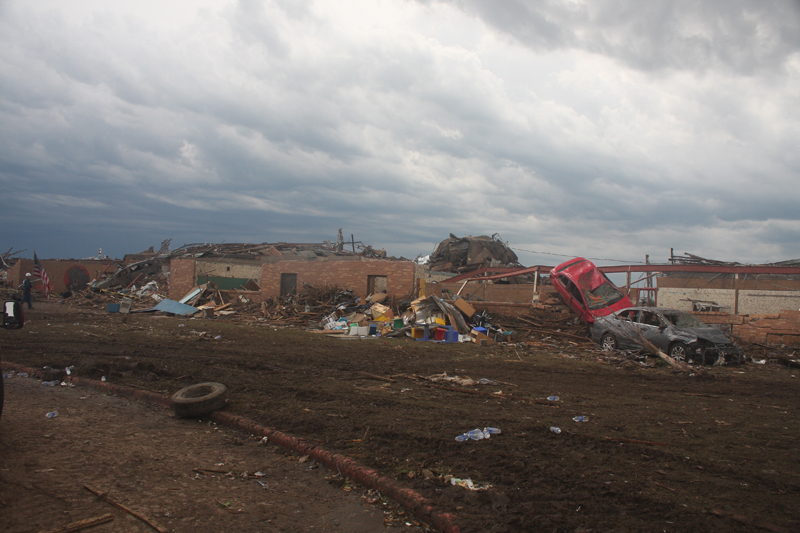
xmin=22 ymin=272 xmax=33 ymax=309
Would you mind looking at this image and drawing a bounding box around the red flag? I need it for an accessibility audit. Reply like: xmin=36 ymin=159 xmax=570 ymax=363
xmin=33 ymin=252 xmax=52 ymax=299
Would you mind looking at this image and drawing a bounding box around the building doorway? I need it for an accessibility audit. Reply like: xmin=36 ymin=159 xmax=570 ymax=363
xmin=280 ymin=273 xmax=298 ymax=296
xmin=367 ymin=275 xmax=387 ymax=295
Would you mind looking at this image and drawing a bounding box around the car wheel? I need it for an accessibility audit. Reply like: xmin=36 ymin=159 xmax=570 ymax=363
xmin=600 ymin=333 xmax=618 ymax=351
xmin=669 ymin=342 xmax=690 ymax=362
xmin=171 ymin=382 xmax=228 ymax=418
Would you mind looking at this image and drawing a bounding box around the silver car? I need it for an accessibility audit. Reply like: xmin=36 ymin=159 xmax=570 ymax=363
xmin=590 ymin=307 xmax=743 ymax=365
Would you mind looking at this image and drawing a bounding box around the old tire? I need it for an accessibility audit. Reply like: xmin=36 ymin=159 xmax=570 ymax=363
xmin=600 ymin=333 xmax=618 ymax=351
xmin=171 ymin=382 xmax=228 ymax=418
xmin=669 ymin=342 xmax=690 ymax=363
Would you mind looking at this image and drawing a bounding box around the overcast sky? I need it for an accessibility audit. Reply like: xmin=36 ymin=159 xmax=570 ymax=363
xmin=1 ymin=0 xmax=798 ymax=266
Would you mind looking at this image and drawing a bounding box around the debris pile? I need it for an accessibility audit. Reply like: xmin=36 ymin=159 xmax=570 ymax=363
xmin=534 ymin=284 xmax=573 ymax=315
xmin=732 ymin=310 xmax=800 ymax=346
xmin=319 ymin=292 xmax=519 ymax=345
xmin=499 ymin=308 xmax=591 ymax=344
xmin=428 ymin=234 xmax=521 ymax=273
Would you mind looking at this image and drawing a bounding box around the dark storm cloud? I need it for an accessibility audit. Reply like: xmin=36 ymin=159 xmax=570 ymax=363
xmin=0 ymin=0 xmax=797 ymax=264
xmin=430 ymin=0 xmax=800 ymax=73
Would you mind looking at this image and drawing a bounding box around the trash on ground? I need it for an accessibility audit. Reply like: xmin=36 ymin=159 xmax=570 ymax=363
xmin=455 ymin=427 xmax=501 ymax=441
xmin=449 ymin=477 xmax=493 ymax=491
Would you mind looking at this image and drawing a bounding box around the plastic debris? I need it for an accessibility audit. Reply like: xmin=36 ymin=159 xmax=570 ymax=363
xmin=450 ymin=477 xmax=492 ymax=491
xmin=455 ymin=427 xmax=501 ymax=442
xmin=572 ymin=416 xmax=589 ymax=422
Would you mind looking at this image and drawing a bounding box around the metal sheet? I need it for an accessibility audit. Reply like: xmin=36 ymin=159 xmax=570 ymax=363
xmin=154 ymin=299 xmax=199 ymax=316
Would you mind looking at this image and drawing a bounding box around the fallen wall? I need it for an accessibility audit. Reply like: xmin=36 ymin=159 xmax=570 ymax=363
xmin=735 ymin=310 xmax=800 ymax=346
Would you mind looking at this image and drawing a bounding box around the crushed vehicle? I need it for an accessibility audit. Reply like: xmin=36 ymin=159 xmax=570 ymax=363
xmin=549 ymin=257 xmax=632 ymax=324
xmin=590 ymin=306 xmax=744 ymax=365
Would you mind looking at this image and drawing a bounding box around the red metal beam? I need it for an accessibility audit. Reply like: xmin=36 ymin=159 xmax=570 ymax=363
xmin=445 ymin=267 xmax=525 ymax=283
xmin=440 ymin=261 xmax=800 ymax=286
xmin=598 ymin=264 xmax=800 ymax=275
xmin=471 ymin=266 xmax=547 ymax=281
xmin=444 ymin=263 xmax=800 ymax=283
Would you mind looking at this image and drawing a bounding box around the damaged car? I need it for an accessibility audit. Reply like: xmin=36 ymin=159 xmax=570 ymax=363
xmin=591 ymin=307 xmax=744 ymax=365
xmin=550 ymin=257 xmax=633 ymax=324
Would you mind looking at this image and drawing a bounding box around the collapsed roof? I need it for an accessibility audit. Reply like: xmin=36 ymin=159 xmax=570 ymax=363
xmin=429 ymin=234 xmax=521 ymax=273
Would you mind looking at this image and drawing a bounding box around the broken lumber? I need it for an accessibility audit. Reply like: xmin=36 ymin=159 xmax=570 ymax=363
xmin=39 ymin=514 xmax=114 ymax=533
xmin=84 ymin=485 xmax=168 ymax=533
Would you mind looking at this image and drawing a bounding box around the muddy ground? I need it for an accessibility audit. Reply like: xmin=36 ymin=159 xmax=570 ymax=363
xmin=0 ymin=375 xmax=412 ymax=533
xmin=2 ymin=302 xmax=799 ymax=532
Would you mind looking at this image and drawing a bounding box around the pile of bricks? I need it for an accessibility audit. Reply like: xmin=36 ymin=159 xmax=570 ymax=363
xmin=695 ymin=310 xmax=800 ymax=346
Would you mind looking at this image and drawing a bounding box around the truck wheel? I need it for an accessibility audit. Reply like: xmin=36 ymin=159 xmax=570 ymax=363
xmin=171 ymin=382 xmax=228 ymax=418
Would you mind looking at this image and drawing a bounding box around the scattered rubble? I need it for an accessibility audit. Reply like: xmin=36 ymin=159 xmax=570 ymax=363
xmin=428 ymin=234 xmax=521 ymax=273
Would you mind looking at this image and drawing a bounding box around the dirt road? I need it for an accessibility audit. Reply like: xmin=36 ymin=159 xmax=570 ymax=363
xmin=2 ymin=302 xmax=800 ymax=532
xmin=0 ymin=375 xmax=412 ymax=532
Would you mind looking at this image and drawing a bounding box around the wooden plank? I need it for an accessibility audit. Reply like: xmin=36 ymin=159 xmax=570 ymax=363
xmin=84 ymin=485 xmax=168 ymax=533
xmin=39 ymin=514 xmax=114 ymax=533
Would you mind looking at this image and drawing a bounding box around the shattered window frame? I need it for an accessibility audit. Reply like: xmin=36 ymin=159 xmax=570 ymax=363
xmin=581 ymin=281 xmax=627 ymax=311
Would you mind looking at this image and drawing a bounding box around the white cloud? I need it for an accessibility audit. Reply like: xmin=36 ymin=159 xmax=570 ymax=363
xmin=0 ymin=0 xmax=797 ymax=264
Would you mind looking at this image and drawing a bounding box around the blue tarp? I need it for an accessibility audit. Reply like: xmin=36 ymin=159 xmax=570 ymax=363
xmin=154 ymin=299 xmax=199 ymax=316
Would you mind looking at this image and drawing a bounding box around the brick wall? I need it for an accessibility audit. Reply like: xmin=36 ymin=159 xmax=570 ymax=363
xmin=657 ymin=287 xmax=800 ymax=315
xmin=9 ymin=259 xmax=119 ymax=295
xmin=260 ymin=259 xmax=415 ymax=301
xmin=432 ymin=282 xmax=536 ymax=304
xmin=169 ymin=259 xmax=197 ymax=300
xmin=195 ymin=259 xmax=262 ymax=279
